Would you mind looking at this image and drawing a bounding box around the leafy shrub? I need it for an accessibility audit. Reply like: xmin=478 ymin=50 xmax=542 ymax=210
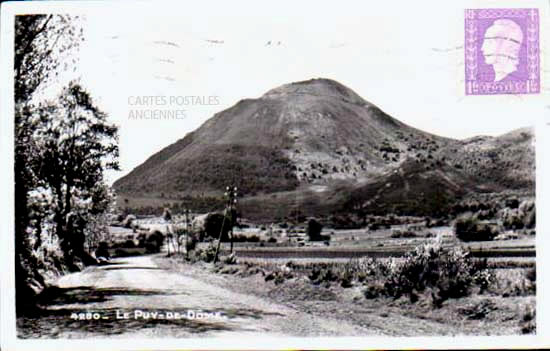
xmin=455 ymin=213 xmax=497 ymax=241
xmin=195 ymin=243 xmax=217 ymax=263
xmin=309 ymin=267 xmax=338 ymax=285
xmin=380 ymin=241 xmax=491 ymax=304
xmin=525 ymin=268 xmax=537 ymax=295
xmin=524 ymin=207 xmax=536 ymax=229
xmin=339 ymin=268 xmax=354 ymax=288
xmin=499 ymin=199 xmax=535 ymax=230
xmin=264 ymin=265 xmax=293 ymax=285
xmin=520 ymin=306 xmax=536 ymax=334
xmin=144 ymin=230 xmax=164 ymax=253
xmin=137 ymin=232 xmax=147 ymax=247
xmin=501 ymin=208 xmax=524 ymax=230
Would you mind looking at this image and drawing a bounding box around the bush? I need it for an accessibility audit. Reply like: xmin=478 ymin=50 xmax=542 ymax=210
xmin=137 ymin=233 xmax=147 ymax=247
xmin=95 ymin=241 xmax=110 ymax=259
xmin=520 ymin=306 xmax=536 ymax=334
xmin=501 ymin=208 xmax=524 ymax=230
xmin=145 ymin=230 xmax=164 ymax=253
xmin=524 ymin=207 xmax=536 ymax=229
xmin=265 ymin=266 xmax=293 ymax=285
xmin=500 ymin=200 xmax=535 ymax=230
xmin=455 ymin=213 xmax=497 ymax=241
xmin=380 ymin=242 xmax=491 ymax=304
xmin=520 ymin=200 xmax=536 ymax=229
xmin=309 ymin=267 xmax=338 ymax=285
xmin=195 ymin=243 xmax=217 ymax=263
xmin=339 ymin=268 xmax=354 ymax=288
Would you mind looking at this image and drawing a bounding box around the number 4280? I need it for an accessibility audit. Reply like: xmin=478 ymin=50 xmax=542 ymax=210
xmin=70 ymin=312 xmax=103 ymax=320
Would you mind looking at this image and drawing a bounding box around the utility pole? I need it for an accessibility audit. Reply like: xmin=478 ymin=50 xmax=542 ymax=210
xmin=213 ymin=185 xmax=238 ymax=263
xmin=227 ymin=186 xmax=237 ymax=253
xmin=184 ymin=208 xmax=190 ymax=258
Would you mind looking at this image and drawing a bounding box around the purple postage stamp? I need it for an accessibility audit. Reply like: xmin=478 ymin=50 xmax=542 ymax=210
xmin=465 ymin=8 xmax=540 ymax=95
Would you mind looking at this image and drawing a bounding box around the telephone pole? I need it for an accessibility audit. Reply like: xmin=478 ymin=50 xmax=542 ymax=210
xmin=213 ymin=185 xmax=238 ymax=263
xmin=184 ymin=208 xmax=190 ymax=258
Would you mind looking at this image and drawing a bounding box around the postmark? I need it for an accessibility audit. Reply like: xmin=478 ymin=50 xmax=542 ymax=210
xmin=465 ymin=8 xmax=540 ymax=95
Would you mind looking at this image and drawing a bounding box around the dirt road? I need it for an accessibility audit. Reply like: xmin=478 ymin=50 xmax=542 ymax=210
xmin=18 ymin=253 xmax=531 ymax=339
xmin=18 ymin=255 xmax=369 ymax=338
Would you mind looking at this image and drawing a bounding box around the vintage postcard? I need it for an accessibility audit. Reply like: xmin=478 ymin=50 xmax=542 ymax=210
xmin=1 ymin=0 xmax=549 ymax=350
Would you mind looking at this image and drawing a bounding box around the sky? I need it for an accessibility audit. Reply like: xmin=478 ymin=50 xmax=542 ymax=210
xmin=30 ymin=0 xmax=550 ymax=184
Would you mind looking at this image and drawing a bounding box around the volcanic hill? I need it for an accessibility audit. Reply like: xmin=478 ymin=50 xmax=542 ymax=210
xmin=113 ymin=78 xmax=535 ymax=220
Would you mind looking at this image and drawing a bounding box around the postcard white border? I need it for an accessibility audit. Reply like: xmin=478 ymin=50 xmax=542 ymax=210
xmin=1 ymin=0 xmax=550 ymax=350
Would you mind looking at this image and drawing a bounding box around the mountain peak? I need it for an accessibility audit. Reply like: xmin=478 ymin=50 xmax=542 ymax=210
xmin=114 ymin=78 xmax=534 ymax=221
xmin=262 ymin=78 xmax=367 ymax=106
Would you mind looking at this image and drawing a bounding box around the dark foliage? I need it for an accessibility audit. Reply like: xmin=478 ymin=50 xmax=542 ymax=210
xmin=306 ymin=219 xmax=323 ymax=241
xmin=454 ymin=214 xmax=497 ymax=242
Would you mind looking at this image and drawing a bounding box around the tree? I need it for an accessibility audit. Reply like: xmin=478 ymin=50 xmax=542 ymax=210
xmin=307 ymin=218 xmax=324 ymax=241
xmin=14 ymin=15 xmax=84 ymax=312
xmin=15 ymin=15 xmax=83 ymax=101
xmin=203 ymin=213 xmax=231 ymax=242
xmin=33 ymin=81 xmax=119 ymax=263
